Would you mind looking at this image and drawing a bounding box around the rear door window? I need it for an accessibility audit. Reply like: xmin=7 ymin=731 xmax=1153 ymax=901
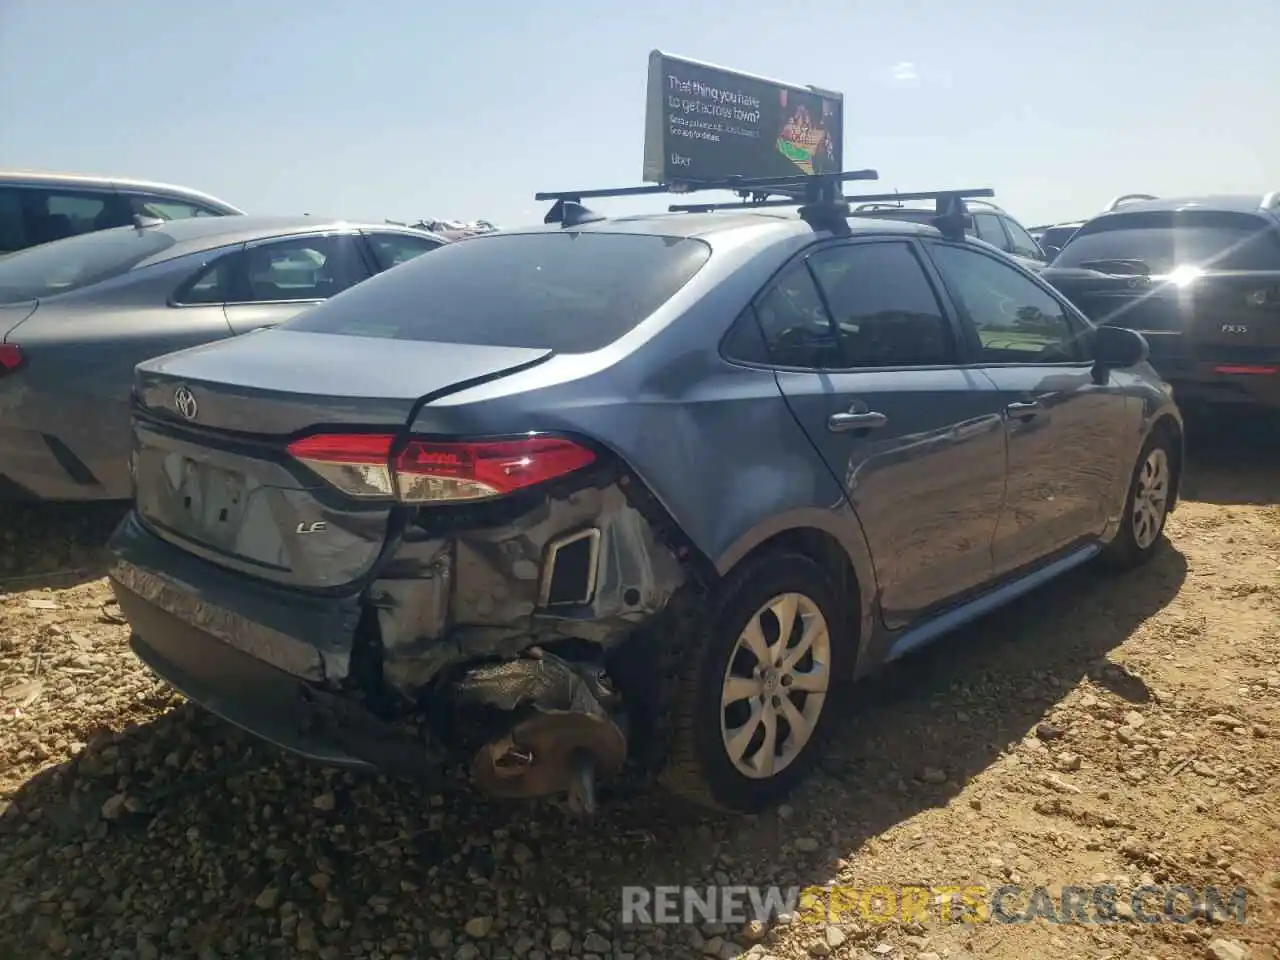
xmin=239 ymin=235 xmax=371 ymax=303
xmin=283 ymin=231 xmax=713 ymax=353
xmin=0 ymin=188 xmax=26 ymax=253
xmin=25 ymin=187 xmax=131 ymax=244
xmin=808 ymin=241 xmax=957 ymax=367
xmin=1055 ymin=210 xmax=1280 ymax=272
xmin=744 ymin=261 xmax=842 ymax=368
xmin=363 ymin=231 xmax=444 ymax=271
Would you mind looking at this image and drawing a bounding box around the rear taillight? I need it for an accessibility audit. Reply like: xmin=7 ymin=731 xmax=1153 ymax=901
xmin=1214 ymin=364 xmax=1277 ymax=376
xmin=0 ymin=344 xmax=23 ymax=374
xmin=286 ymin=433 xmax=399 ymax=498
xmin=286 ymin=433 xmax=596 ymax=502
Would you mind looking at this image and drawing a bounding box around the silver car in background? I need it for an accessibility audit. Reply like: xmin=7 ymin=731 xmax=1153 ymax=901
xmin=0 ymin=215 xmax=449 ymax=500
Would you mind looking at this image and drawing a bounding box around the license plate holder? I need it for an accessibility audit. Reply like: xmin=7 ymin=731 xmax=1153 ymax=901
xmin=179 ymin=457 xmax=247 ymax=535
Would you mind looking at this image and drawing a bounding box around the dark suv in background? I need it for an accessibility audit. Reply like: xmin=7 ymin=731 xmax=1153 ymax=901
xmin=1031 ymin=195 xmax=1158 ymax=261
xmin=1043 ymin=194 xmax=1280 ymax=411
xmin=850 ymin=197 xmax=1048 ymax=271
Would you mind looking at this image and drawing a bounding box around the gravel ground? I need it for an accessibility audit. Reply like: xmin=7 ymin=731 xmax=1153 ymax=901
xmin=1 ymin=418 xmax=1278 ymax=960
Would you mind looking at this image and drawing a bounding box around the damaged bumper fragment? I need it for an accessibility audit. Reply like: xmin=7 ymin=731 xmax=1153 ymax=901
xmin=450 ymin=648 xmax=627 ymax=815
xmin=113 ymin=577 xmax=446 ymax=783
xmin=110 ymin=474 xmax=692 ymax=812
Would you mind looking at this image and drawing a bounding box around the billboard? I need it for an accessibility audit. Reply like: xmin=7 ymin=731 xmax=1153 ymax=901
xmin=643 ymin=50 xmax=844 ymax=185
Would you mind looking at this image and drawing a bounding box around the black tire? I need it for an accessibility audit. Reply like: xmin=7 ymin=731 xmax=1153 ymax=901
xmin=659 ymin=551 xmax=851 ymax=812
xmin=1102 ymin=428 xmax=1176 ymax=570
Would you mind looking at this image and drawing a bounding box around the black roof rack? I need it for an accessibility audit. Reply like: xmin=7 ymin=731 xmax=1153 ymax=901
xmin=534 ymin=174 xmax=996 ymax=241
xmin=672 ymin=188 xmax=995 ymax=240
xmin=536 ymin=170 xmax=880 ymax=235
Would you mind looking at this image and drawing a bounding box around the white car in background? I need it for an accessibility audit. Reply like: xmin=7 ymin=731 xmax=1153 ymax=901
xmin=0 ymin=170 xmax=242 ymax=255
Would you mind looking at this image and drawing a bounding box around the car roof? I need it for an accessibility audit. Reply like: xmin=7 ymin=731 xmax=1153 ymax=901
xmin=492 ymin=208 xmax=943 ymax=243
xmin=112 ymin=215 xmax=449 ymax=268
xmin=0 ymin=169 xmax=244 ymax=213
xmin=1094 ymin=195 xmax=1275 ymax=217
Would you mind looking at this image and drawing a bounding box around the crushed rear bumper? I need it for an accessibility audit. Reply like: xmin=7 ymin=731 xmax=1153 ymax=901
xmin=113 ymin=576 xmax=445 ymax=781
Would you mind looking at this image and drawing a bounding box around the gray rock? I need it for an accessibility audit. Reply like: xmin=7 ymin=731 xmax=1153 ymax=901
xmin=549 ymin=928 xmax=573 ymax=952
xmin=583 ymin=932 xmax=611 ymax=953
xmin=429 ymin=928 xmax=454 ymax=949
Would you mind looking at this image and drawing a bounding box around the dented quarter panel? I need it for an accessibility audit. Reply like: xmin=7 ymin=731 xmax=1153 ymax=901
xmin=404 ymin=353 xmax=881 ymax=673
xmin=371 ymin=481 xmax=686 ymax=698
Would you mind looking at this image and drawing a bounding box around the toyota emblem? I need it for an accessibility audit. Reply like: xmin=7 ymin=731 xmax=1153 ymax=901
xmin=173 ymin=385 xmax=199 ymax=421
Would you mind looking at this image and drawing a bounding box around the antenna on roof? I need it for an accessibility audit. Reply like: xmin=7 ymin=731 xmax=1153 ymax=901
xmin=543 ymin=198 xmax=608 ymax=227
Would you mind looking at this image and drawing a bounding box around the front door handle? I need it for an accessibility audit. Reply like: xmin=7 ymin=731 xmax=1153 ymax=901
xmin=828 ymin=410 xmax=889 ymax=433
xmin=1005 ymin=400 xmax=1043 ymax=421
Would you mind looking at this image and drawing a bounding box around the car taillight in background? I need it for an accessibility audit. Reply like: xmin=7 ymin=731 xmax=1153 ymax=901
xmin=1243 ymin=285 xmax=1280 ymax=307
xmin=286 ymin=433 xmax=597 ymax=502
xmin=0 ymin=344 xmax=23 ymax=374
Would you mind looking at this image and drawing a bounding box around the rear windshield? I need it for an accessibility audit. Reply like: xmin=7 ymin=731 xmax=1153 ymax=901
xmin=1054 ymin=210 xmax=1280 ymax=273
xmin=1040 ymin=225 xmax=1079 ymax=247
xmin=284 ymin=231 xmax=713 ymax=352
xmin=0 ymin=227 xmax=176 ymax=302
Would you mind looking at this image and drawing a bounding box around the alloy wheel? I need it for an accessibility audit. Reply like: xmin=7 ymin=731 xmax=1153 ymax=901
xmin=1132 ymin=447 xmax=1170 ymax=550
xmin=719 ymin=592 xmax=832 ymax=779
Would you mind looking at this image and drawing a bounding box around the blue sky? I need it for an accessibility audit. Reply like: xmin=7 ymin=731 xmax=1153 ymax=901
xmin=2 ymin=0 xmax=1276 ymax=229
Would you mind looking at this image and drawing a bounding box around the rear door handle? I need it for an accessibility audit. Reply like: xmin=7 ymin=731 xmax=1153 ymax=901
xmin=1005 ymin=400 xmax=1043 ymax=421
xmin=827 ymin=410 xmax=888 ymax=433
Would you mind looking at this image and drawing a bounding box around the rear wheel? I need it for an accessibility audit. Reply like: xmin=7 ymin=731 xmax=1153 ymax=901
xmin=1102 ymin=430 xmax=1175 ymax=569
xmin=659 ymin=552 xmax=849 ymax=812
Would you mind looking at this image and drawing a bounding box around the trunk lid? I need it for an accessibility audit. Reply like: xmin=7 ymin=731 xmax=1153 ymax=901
xmin=131 ymin=329 xmax=552 ymax=589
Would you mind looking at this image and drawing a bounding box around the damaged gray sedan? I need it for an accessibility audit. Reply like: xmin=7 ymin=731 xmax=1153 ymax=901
xmin=107 ymin=193 xmax=1182 ymax=816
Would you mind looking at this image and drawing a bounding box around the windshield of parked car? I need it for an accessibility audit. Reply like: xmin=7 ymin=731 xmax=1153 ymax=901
xmin=1054 ymin=210 xmax=1280 ymax=273
xmin=283 ymin=231 xmax=714 ymax=353
xmin=0 ymin=227 xmax=177 ymax=302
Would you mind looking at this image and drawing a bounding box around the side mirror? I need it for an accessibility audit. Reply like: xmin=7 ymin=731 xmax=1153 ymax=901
xmin=1042 ymin=244 xmax=1063 ymax=260
xmin=1091 ymin=324 xmax=1149 ymax=368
